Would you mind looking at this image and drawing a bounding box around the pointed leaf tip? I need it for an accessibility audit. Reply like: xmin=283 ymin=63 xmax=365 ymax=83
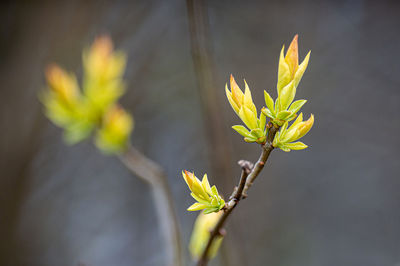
xmin=285 ymin=35 xmax=299 ymax=75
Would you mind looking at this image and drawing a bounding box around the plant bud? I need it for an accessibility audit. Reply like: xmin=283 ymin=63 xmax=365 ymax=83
xmin=189 ymin=211 xmax=224 ymax=260
xmin=182 ymin=171 xmax=225 ymax=214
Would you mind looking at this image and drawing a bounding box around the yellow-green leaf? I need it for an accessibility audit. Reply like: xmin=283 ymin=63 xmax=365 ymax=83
xmin=264 ymin=90 xmax=275 ymax=114
xmin=277 ymin=46 xmax=291 ymax=94
xmin=226 ymin=84 xmax=240 ymax=114
xmin=261 ymin=107 xmax=275 ymax=119
xmin=288 ymin=99 xmax=307 ymax=114
xmin=239 ymin=106 xmax=258 ymax=130
xmin=188 ymin=203 xmax=207 ymax=211
xmin=277 ymin=110 xmax=292 ymax=120
xmin=244 ymin=80 xmax=257 ymax=115
xmin=232 ymin=125 xmax=252 ymax=138
xmin=293 ymin=51 xmax=310 ymax=88
xmin=279 ymin=80 xmax=296 ymax=111
xmin=285 ymin=141 xmax=308 ymax=150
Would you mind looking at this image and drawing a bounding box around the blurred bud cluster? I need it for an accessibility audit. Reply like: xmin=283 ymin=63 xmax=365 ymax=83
xmin=41 ymin=36 xmax=133 ymax=154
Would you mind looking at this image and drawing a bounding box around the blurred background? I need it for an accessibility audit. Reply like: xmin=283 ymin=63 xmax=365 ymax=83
xmin=1 ymin=0 xmax=400 ymax=265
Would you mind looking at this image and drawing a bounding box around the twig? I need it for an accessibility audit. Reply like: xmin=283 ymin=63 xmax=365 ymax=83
xmin=230 ymin=160 xmax=253 ymax=200
xmin=242 ymin=126 xmax=279 ymax=198
xmin=197 ymin=161 xmax=251 ymax=266
xmin=119 ymin=145 xmax=183 ymax=266
xmin=196 ymin=125 xmax=279 ymax=266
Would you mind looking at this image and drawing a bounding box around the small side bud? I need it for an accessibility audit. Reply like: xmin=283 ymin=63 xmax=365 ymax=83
xmin=189 ymin=211 xmax=224 ymax=260
xmin=297 ymin=114 xmax=314 ymax=139
xmin=182 ymin=171 xmax=225 ymax=214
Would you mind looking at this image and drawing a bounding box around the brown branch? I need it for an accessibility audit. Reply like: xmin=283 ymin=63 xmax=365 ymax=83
xmin=230 ymin=160 xmax=253 ymax=200
xmin=242 ymin=126 xmax=279 ymax=198
xmin=119 ymin=145 xmax=183 ymax=266
xmin=197 ymin=161 xmax=251 ymax=266
xmin=196 ymin=125 xmax=279 ymax=266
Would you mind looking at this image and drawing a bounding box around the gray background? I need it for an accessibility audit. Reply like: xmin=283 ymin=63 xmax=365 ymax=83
xmin=1 ymin=0 xmax=399 ymax=266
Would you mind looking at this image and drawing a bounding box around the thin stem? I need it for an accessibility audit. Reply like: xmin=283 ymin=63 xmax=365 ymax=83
xmin=232 ymin=160 xmax=253 ymax=201
xmin=196 ymin=125 xmax=279 ymax=266
xmin=119 ymin=145 xmax=183 ymax=266
xmin=242 ymin=126 xmax=278 ymax=197
xmin=197 ymin=163 xmax=251 ymax=266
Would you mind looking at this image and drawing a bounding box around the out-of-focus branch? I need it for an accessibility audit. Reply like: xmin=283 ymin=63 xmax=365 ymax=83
xmin=186 ymin=1 xmax=240 ymax=264
xmin=119 ymin=145 xmax=182 ymax=266
xmin=186 ymin=0 xmax=233 ymax=184
xmin=196 ymin=125 xmax=279 ymax=266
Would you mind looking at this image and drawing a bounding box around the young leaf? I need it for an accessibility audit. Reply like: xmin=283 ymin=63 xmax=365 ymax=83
xmin=284 ymin=113 xmax=297 ymax=122
xmin=293 ymin=51 xmax=311 ymax=88
xmin=277 ymin=46 xmax=291 ymax=93
xmin=244 ymin=136 xmax=257 ymax=143
xmin=232 ymin=125 xmax=252 ymax=138
xmin=277 ymin=143 xmax=291 ymax=152
xmin=259 ymin=112 xmax=267 ymax=132
xmin=264 ymin=90 xmax=275 ymax=114
xmin=239 ymin=106 xmax=258 ymax=130
xmin=261 ymin=107 xmax=275 ymax=119
xmin=250 ymin=128 xmax=264 ymax=138
xmin=244 ymin=80 xmax=257 ymax=115
xmin=188 ymin=203 xmax=206 ymax=211
xmin=279 ymin=80 xmax=296 ymax=111
xmin=288 ymin=99 xmax=307 ymax=114
xmin=280 ymin=146 xmax=291 ymax=152
xmin=277 ymin=110 xmax=292 ymax=120
xmin=285 ymin=141 xmax=308 ymax=150
xmin=204 ymin=208 xmax=219 ymax=214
